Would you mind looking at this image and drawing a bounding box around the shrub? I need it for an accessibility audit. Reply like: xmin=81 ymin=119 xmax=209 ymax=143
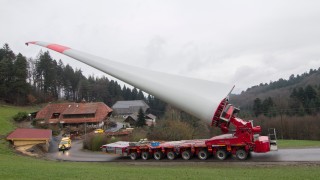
xmin=83 ymin=134 xmax=109 ymax=151
xmin=12 ymin=112 xmax=28 ymax=122
xmin=147 ymin=119 xmax=194 ymax=141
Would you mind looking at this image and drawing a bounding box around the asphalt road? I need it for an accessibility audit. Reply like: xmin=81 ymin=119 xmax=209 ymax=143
xmin=47 ymin=139 xmax=119 ymax=162
xmin=47 ymin=137 xmax=320 ymax=162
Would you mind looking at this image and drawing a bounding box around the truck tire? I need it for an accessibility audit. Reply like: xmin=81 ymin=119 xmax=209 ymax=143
xmin=216 ymin=149 xmax=227 ymax=160
xmin=181 ymin=150 xmax=192 ymax=160
xmin=198 ymin=150 xmax=209 ymax=160
xmin=154 ymin=151 xmax=163 ymax=160
xmin=141 ymin=152 xmax=150 ymax=160
xmin=130 ymin=152 xmax=138 ymax=160
xmin=236 ymin=149 xmax=248 ymax=160
xmin=167 ymin=151 xmax=176 ymax=160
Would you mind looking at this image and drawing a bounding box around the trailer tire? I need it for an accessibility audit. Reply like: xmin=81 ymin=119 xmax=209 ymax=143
xmin=167 ymin=151 xmax=176 ymax=160
xmin=236 ymin=149 xmax=248 ymax=160
xmin=198 ymin=150 xmax=209 ymax=160
xmin=141 ymin=152 xmax=150 ymax=160
xmin=216 ymin=149 xmax=227 ymax=160
xmin=154 ymin=151 xmax=163 ymax=160
xmin=130 ymin=152 xmax=138 ymax=160
xmin=181 ymin=150 xmax=192 ymax=160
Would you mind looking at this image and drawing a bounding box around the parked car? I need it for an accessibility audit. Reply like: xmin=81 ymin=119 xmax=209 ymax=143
xmin=94 ymin=129 xmax=104 ymax=134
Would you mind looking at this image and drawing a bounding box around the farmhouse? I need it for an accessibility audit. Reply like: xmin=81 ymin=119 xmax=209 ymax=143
xmin=6 ymin=128 xmax=52 ymax=152
xmin=124 ymin=113 xmax=156 ymax=127
xmin=112 ymin=100 xmax=149 ymax=116
xmin=35 ymin=102 xmax=113 ymax=128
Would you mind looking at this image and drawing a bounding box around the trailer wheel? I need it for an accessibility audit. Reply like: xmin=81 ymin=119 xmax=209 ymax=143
xmin=181 ymin=150 xmax=192 ymax=160
xmin=167 ymin=151 xmax=176 ymax=160
xmin=141 ymin=152 xmax=150 ymax=160
xmin=216 ymin=149 xmax=227 ymax=160
xmin=130 ymin=152 xmax=138 ymax=160
xmin=154 ymin=151 xmax=163 ymax=160
xmin=236 ymin=149 xmax=248 ymax=160
xmin=198 ymin=150 xmax=209 ymax=160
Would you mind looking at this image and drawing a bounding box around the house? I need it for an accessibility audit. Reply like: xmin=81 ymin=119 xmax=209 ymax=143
xmin=124 ymin=114 xmax=138 ymax=126
xmin=35 ymin=102 xmax=113 ymax=128
xmin=6 ymin=128 xmax=52 ymax=152
xmin=124 ymin=113 xmax=156 ymax=127
xmin=112 ymin=100 xmax=149 ymax=116
xmin=145 ymin=114 xmax=156 ymax=126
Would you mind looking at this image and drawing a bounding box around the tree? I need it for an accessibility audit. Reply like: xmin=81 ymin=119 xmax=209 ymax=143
xmin=11 ymin=53 xmax=29 ymax=104
xmin=136 ymin=108 xmax=146 ymax=127
xmin=262 ymin=97 xmax=274 ymax=117
xmin=0 ymin=44 xmax=15 ymax=102
xmin=253 ymin=98 xmax=262 ymax=117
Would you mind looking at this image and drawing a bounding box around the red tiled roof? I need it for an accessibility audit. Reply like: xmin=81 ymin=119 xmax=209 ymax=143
xmin=36 ymin=102 xmax=113 ymax=124
xmin=7 ymin=128 xmax=52 ymax=140
xmin=62 ymin=103 xmax=97 ymax=115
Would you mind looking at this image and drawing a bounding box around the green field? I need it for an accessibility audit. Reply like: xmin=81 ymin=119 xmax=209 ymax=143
xmin=277 ymin=139 xmax=320 ymax=149
xmin=1 ymin=105 xmax=320 ymax=179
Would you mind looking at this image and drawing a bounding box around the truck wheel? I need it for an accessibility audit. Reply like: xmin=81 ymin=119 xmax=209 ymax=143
xmin=130 ymin=152 xmax=138 ymax=160
xmin=216 ymin=149 xmax=227 ymax=160
xmin=236 ymin=149 xmax=248 ymax=160
xmin=154 ymin=151 xmax=163 ymax=160
xmin=198 ymin=150 xmax=209 ymax=160
xmin=167 ymin=151 xmax=176 ymax=160
xmin=181 ymin=150 xmax=192 ymax=160
xmin=141 ymin=152 xmax=150 ymax=160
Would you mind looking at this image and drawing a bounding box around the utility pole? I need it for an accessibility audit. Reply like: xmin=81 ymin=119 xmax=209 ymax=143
xmin=84 ymin=122 xmax=87 ymax=142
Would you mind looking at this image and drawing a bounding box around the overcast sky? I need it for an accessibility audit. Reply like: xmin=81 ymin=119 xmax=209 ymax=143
xmin=1 ymin=0 xmax=320 ymax=93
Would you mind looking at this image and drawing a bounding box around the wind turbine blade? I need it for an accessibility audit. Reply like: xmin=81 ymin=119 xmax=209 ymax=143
xmin=26 ymin=41 xmax=233 ymax=122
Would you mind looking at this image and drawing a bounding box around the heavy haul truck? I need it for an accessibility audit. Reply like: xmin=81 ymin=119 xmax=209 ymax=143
xmin=103 ymin=98 xmax=277 ymax=160
xmin=26 ymin=41 xmax=277 ymax=161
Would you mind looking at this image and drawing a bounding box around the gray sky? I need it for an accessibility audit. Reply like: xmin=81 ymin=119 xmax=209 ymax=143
xmin=1 ymin=0 xmax=320 ymax=93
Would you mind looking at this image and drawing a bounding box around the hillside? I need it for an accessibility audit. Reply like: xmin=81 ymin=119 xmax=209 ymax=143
xmin=231 ymin=68 xmax=320 ymax=111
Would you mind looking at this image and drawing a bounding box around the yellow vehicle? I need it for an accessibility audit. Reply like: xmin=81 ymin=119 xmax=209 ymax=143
xmin=58 ymin=137 xmax=71 ymax=151
xmin=94 ymin=129 xmax=104 ymax=134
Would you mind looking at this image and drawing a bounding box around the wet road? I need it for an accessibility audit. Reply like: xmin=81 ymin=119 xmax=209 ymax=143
xmin=47 ymin=137 xmax=320 ymax=162
xmin=47 ymin=137 xmax=119 ymax=162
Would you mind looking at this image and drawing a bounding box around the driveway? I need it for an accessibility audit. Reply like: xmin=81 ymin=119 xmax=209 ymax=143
xmin=47 ymin=137 xmax=119 ymax=162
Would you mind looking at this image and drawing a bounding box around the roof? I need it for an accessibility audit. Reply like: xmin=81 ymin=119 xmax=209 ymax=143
xmin=7 ymin=128 xmax=52 ymax=140
xmin=124 ymin=114 xmax=138 ymax=122
xmin=146 ymin=114 xmax=156 ymax=120
xmin=36 ymin=102 xmax=113 ymax=124
xmin=112 ymin=100 xmax=149 ymax=109
xmin=112 ymin=100 xmax=149 ymax=115
xmin=62 ymin=103 xmax=98 ymax=115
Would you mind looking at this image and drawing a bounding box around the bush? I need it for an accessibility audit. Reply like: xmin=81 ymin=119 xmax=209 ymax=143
xmin=147 ymin=120 xmax=194 ymax=141
xmin=83 ymin=134 xmax=109 ymax=151
xmin=13 ymin=112 xmax=28 ymax=122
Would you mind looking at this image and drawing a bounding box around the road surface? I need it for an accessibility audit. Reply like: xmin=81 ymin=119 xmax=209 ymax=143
xmin=47 ymin=135 xmax=119 ymax=162
xmin=47 ymin=137 xmax=320 ymax=162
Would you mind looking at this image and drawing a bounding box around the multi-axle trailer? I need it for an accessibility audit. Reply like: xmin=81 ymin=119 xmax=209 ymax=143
xmin=103 ymin=98 xmax=277 ymax=160
xmin=26 ymin=41 xmax=277 ymax=161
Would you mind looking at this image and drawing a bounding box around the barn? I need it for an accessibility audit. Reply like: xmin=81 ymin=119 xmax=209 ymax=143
xmin=6 ymin=128 xmax=52 ymax=152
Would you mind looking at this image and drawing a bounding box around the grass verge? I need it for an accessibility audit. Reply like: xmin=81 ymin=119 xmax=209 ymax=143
xmin=277 ymin=139 xmax=320 ymax=149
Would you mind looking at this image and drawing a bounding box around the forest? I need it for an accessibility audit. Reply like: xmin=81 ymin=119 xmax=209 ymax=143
xmin=0 ymin=44 xmax=166 ymax=117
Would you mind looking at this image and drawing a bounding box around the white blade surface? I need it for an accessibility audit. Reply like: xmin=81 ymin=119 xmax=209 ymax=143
xmin=26 ymin=41 xmax=233 ymax=122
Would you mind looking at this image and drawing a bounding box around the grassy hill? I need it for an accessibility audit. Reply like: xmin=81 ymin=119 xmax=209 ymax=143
xmin=1 ymin=105 xmax=320 ymax=179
